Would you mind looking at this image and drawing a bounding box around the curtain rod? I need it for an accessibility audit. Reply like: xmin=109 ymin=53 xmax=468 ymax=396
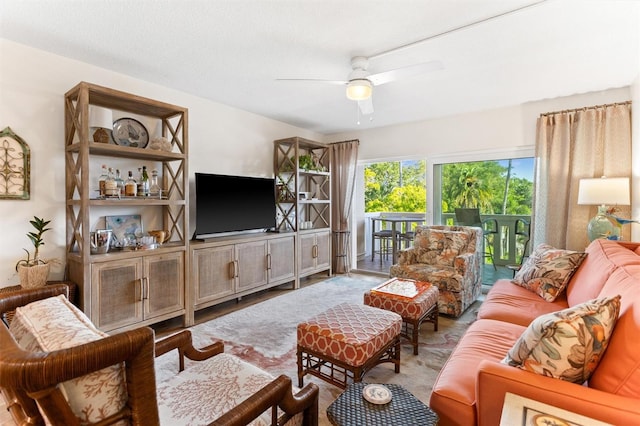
xmin=539 ymin=100 xmax=631 ymax=117
xmin=329 ymin=139 xmax=359 ymax=146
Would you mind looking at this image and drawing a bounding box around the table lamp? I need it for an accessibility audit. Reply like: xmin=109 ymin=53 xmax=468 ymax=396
xmin=88 ymin=106 xmax=113 ymax=143
xmin=577 ymin=176 xmax=630 ymax=241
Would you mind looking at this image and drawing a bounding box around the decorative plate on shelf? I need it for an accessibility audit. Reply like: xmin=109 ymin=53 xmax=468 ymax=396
xmin=362 ymin=384 xmax=392 ymax=404
xmin=111 ymin=117 xmax=149 ymax=148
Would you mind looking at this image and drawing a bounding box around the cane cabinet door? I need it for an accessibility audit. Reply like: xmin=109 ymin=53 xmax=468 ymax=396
xmin=268 ymin=235 xmax=295 ymax=283
xmin=144 ymin=251 xmax=184 ymax=320
xmin=192 ymin=244 xmax=236 ymax=306
xmin=91 ymin=258 xmax=143 ymax=331
xmin=236 ymin=240 xmax=269 ymax=292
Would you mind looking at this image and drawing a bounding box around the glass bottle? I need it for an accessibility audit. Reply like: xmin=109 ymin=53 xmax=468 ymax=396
xmin=104 ymin=167 xmax=119 ymax=197
xmin=115 ymin=169 xmax=125 ymax=197
xmin=141 ymin=166 xmax=150 ymax=197
xmin=136 ymin=167 xmax=144 ymax=196
xmin=98 ymin=164 xmax=108 ymax=198
xmin=149 ymin=169 xmax=161 ymax=198
xmin=125 ymin=170 xmax=137 ymax=197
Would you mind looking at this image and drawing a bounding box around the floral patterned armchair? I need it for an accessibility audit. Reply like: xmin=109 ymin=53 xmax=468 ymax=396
xmin=389 ymin=225 xmax=482 ymax=317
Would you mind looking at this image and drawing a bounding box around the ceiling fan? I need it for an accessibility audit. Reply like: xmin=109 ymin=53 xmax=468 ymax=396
xmin=278 ymin=56 xmax=443 ymax=116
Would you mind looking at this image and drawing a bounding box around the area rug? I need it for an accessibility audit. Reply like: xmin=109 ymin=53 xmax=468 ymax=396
xmin=155 ymin=274 xmax=480 ymax=425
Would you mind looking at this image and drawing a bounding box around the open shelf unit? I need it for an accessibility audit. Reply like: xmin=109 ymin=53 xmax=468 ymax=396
xmin=274 ymin=137 xmax=332 ymax=278
xmin=64 ymin=82 xmax=189 ymax=332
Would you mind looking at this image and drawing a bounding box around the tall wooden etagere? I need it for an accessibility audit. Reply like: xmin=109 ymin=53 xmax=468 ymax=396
xmin=64 ymin=82 xmax=190 ymax=332
xmin=274 ymin=137 xmax=332 ymax=278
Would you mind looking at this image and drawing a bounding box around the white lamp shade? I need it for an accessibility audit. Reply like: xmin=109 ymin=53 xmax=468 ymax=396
xmin=346 ymin=79 xmax=372 ymax=101
xmin=577 ymin=177 xmax=630 ymax=206
xmin=88 ymin=106 xmax=113 ymax=129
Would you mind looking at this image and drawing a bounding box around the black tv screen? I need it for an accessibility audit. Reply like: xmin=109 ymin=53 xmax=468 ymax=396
xmin=194 ymin=173 xmax=276 ymax=238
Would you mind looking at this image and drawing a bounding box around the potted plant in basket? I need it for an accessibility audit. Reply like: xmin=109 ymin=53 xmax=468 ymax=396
xmin=15 ymin=216 xmax=52 ymax=288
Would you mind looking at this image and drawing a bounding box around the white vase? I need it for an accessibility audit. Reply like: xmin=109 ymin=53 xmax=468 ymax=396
xmin=18 ymin=263 xmax=50 ymax=288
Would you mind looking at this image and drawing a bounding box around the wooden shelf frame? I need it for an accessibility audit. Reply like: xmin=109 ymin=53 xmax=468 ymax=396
xmin=64 ymin=82 xmax=189 ymax=326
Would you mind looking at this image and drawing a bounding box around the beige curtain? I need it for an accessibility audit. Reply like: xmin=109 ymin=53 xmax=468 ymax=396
xmin=533 ymin=102 xmax=632 ymax=251
xmin=330 ymin=139 xmax=359 ymax=273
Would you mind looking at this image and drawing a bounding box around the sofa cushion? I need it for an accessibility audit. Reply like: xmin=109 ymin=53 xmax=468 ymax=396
xmin=512 ymin=243 xmax=586 ymax=302
xmin=157 ymin=352 xmax=298 ymax=426
xmin=566 ymin=239 xmax=640 ymax=307
xmin=477 ymin=279 xmax=569 ymax=327
xmin=429 ymin=319 xmax=525 ymax=425
xmin=590 ymin=265 xmax=640 ymax=396
xmin=9 ymin=295 xmax=127 ymax=425
xmin=502 ymin=295 xmax=621 ymax=384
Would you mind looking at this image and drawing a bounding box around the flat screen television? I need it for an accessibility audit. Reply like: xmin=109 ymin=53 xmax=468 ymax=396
xmin=193 ymin=172 xmax=277 ymax=238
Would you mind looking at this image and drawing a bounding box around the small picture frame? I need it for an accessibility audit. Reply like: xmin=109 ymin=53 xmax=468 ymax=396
xmin=105 ymin=214 xmax=143 ymax=248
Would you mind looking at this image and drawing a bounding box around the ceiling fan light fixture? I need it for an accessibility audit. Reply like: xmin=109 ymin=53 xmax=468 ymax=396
xmin=346 ymin=79 xmax=372 ymax=100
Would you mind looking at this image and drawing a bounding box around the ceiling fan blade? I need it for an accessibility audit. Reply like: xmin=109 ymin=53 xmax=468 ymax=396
xmin=358 ymin=97 xmax=374 ymax=116
xmin=368 ymin=60 xmax=444 ymax=86
xmin=276 ymin=78 xmax=347 ymax=85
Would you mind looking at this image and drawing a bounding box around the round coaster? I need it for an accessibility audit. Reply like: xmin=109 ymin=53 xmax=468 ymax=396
xmin=362 ymin=384 xmax=392 ymax=404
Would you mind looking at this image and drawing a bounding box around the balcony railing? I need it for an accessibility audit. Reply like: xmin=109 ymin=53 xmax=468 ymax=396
xmin=442 ymin=213 xmax=531 ymax=266
xmin=363 ymin=212 xmax=531 ymax=267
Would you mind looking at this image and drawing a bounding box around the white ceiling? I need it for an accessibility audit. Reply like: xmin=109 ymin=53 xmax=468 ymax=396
xmin=1 ymin=0 xmax=638 ymax=135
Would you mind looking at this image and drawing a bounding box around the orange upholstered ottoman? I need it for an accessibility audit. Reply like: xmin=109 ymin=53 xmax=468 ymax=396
xmin=297 ymin=302 xmax=402 ymax=389
xmin=364 ymin=278 xmax=439 ymax=355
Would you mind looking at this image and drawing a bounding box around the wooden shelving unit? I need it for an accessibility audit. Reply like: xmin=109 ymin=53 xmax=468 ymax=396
xmin=274 ymin=137 xmax=332 ymax=279
xmin=64 ymin=82 xmax=190 ymax=331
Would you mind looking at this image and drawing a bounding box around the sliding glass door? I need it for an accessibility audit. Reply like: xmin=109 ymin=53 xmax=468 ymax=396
xmin=433 ymin=157 xmax=534 ymax=273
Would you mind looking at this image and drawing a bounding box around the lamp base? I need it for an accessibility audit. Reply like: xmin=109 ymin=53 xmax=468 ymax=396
xmin=587 ymin=206 xmax=619 ymax=241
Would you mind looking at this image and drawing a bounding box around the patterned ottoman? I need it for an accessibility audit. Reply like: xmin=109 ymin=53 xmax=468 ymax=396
xmin=364 ymin=278 xmax=439 ymax=355
xmin=297 ymin=302 xmax=402 ymax=389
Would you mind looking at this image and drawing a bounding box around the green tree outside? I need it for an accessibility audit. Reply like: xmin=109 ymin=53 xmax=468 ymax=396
xmin=365 ymin=160 xmax=426 ymax=212
xmin=441 ymin=160 xmax=532 ymax=215
xmin=365 ymin=159 xmax=533 ymax=216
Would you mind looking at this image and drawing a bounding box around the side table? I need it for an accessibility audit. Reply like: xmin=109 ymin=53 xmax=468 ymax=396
xmin=327 ymin=382 xmax=438 ymax=426
xmin=364 ymin=278 xmax=438 ymax=355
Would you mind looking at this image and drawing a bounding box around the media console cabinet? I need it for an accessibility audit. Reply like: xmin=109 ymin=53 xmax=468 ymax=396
xmin=189 ymin=232 xmax=296 ymax=316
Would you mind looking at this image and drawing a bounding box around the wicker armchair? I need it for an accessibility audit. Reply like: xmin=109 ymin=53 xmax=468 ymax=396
xmin=0 ymin=284 xmax=318 ymax=426
xmin=389 ymin=225 xmax=482 ymax=317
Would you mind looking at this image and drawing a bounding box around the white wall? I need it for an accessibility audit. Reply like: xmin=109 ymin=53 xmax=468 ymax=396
xmin=1 ymin=38 xmax=637 ymax=285
xmin=328 ymin=87 xmax=633 ymax=258
xmin=0 ymin=39 xmax=321 ymax=287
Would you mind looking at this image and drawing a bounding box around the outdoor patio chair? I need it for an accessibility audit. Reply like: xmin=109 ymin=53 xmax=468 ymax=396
xmin=0 ymin=284 xmax=319 ymax=426
xmin=371 ymin=216 xmax=394 ymax=263
xmin=454 ymin=208 xmax=498 ymax=270
xmin=507 ymin=218 xmax=531 ymax=276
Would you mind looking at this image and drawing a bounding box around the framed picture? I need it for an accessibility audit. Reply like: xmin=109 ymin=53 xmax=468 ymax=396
xmin=0 ymin=127 xmax=30 ymax=200
xmin=500 ymin=393 xmax=612 ymax=426
xmin=105 ymin=214 xmax=143 ymax=248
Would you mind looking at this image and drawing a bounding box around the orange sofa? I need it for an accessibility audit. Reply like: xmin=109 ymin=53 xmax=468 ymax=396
xmin=429 ymin=239 xmax=640 ymax=425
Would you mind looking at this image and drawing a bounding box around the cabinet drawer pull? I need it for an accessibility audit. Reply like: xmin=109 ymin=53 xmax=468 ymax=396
xmin=137 ymin=278 xmax=144 ymax=302
xmin=313 ymin=244 xmax=318 ymax=259
xmin=143 ymin=277 xmax=149 ymax=300
xmin=228 ymin=261 xmax=235 ymax=279
xmin=267 ymin=253 xmax=272 ymax=270
xmin=234 ymin=260 xmax=239 ymax=278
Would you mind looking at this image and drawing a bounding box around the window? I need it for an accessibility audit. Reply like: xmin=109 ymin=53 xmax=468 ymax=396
xmin=436 ymin=158 xmax=534 ymax=218
xmin=364 ymin=159 xmax=427 ymax=213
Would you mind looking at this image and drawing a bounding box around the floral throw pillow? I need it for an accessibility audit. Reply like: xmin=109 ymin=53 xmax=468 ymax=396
xmin=502 ymin=295 xmax=621 ymax=384
xmin=512 ymin=243 xmax=586 ymax=301
xmin=10 ymin=295 xmax=127 ymax=425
